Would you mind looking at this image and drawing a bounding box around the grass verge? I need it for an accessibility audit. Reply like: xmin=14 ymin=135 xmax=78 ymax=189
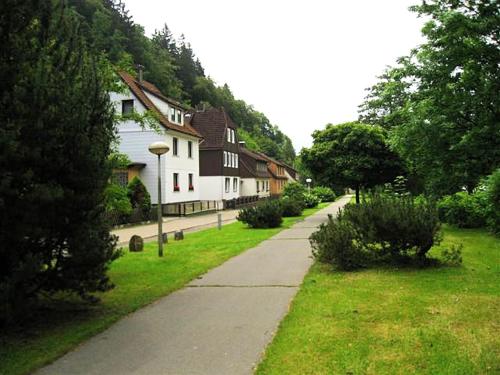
xmin=256 ymin=226 xmax=500 ymax=375
xmin=0 ymin=203 xmax=330 ymax=375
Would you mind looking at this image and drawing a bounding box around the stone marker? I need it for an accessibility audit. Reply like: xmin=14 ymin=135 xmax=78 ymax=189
xmin=174 ymin=230 xmax=184 ymax=241
xmin=162 ymin=232 xmax=168 ymax=244
xmin=129 ymin=235 xmax=144 ymax=252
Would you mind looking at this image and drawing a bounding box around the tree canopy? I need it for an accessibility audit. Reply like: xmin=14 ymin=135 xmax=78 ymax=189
xmin=301 ymin=123 xmax=403 ymax=203
xmin=359 ymin=0 xmax=500 ymax=195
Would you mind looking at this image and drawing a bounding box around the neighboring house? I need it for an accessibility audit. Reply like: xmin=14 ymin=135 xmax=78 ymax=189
xmin=239 ymin=144 xmax=271 ymax=198
xmin=257 ymin=153 xmax=288 ymax=196
xmin=111 ymin=71 xmax=203 ymax=209
xmin=189 ymin=108 xmax=241 ymax=201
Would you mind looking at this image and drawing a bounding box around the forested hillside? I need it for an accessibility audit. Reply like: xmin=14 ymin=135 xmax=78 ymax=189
xmin=69 ymin=0 xmax=296 ymax=164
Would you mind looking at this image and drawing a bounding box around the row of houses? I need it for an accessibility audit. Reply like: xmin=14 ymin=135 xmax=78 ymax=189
xmin=111 ymin=70 xmax=298 ymax=215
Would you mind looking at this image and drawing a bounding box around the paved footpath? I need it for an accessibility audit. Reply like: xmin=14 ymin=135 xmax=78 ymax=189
xmin=113 ymin=209 xmax=239 ymax=246
xmin=37 ymin=196 xmax=351 ymax=375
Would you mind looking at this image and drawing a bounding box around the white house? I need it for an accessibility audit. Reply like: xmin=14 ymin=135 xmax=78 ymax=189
xmin=111 ymin=71 xmax=203 ymax=210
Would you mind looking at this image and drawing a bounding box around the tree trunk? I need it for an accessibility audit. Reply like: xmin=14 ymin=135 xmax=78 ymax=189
xmin=355 ymin=186 xmax=360 ymax=204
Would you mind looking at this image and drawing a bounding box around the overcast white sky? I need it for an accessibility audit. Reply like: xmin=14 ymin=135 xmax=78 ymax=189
xmin=124 ymin=0 xmax=426 ymax=151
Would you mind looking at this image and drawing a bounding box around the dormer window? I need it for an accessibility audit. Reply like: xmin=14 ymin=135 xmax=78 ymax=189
xmin=227 ymin=129 xmax=231 ymax=143
xmin=122 ymin=99 xmax=134 ymax=115
xmin=177 ymin=110 xmax=182 ymax=124
xmin=170 ymin=107 xmax=176 ymax=122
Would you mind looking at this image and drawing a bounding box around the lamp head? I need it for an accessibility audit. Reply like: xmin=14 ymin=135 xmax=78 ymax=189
xmin=148 ymin=141 xmax=170 ymax=156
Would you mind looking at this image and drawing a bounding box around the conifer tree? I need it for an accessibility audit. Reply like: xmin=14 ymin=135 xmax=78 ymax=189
xmin=0 ymin=0 xmax=119 ymax=323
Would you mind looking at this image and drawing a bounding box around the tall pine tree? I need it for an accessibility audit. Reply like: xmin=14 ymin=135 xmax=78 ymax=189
xmin=0 ymin=0 xmax=119 ymax=323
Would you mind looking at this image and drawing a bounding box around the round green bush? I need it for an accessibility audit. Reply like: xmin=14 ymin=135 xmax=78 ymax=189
xmin=311 ymin=186 xmax=336 ymax=202
xmin=280 ymin=196 xmax=304 ymax=217
xmin=303 ymin=193 xmax=320 ymax=208
xmin=237 ymin=200 xmax=283 ymax=228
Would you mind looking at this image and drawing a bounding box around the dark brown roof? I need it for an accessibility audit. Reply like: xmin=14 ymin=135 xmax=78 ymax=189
xmin=118 ymin=71 xmax=201 ymax=138
xmin=239 ymin=149 xmax=270 ymax=179
xmin=240 ymin=147 xmax=267 ymax=162
xmin=189 ymin=108 xmax=237 ymax=149
xmin=254 ymin=151 xmax=287 ymax=168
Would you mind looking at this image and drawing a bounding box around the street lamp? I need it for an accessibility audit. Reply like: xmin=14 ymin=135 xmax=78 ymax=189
xmin=306 ymin=178 xmax=312 ymax=193
xmin=148 ymin=141 xmax=170 ymax=257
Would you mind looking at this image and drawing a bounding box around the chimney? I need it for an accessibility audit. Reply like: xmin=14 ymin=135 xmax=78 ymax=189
xmin=137 ymin=64 xmax=144 ymax=82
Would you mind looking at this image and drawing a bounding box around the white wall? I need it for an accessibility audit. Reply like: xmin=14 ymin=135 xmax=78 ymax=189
xmin=240 ymin=178 xmax=270 ymax=198
xmin=199 ymin=176 xmax=241 ymax=201
xmin=111 ymin=90 xmax=200 ymax=204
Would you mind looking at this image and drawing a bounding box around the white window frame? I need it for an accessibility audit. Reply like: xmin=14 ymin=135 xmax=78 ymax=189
xmin=232 ymin=129 xmax=235 ymax=143
xmin=223 ymin=151 xmax=227 ymax=167
xmin=235 ymin=154 xmax=238 ymax=168
xmin=227 ymin=129 xmax=231 ymax=142
xmin=233 ymin=178 xmax=238 ymax=192
xmin=225 ymin=178 xmax=230 ymax=193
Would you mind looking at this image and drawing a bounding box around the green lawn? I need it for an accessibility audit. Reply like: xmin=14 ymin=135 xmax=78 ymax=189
xmin=0 ymin=203 xmax=330 ymax=375
xmin=256 ymin=226 xmax=500 ymax=375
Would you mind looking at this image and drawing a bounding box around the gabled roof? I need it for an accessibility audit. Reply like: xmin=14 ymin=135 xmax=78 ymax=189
xmin=254 ymin=151 xmax=287 ymax=168
xmin=189 ymin=108 xmax=237 ymax=149
xmin=117 ymin=71 xmax=202 ymax=138
xmin=240 ymin=147 xmax=267 ymax=162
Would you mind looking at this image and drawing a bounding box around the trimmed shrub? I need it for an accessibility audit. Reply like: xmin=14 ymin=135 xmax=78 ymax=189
xmin=280 ymin=196 xmax=304 ymax=217
xmin=303 ymin=193 xmax=320 ymax=208
xmin=437 ymin=191 xmax=488 ymax=228
xmin=237 ymin=200 xmax=283 ymax=228
xmin=311 ymin=214 xmax=366 ymax=270
xmin=344 ymin=193 xmax=441 ymax=259
xmin=310 ymin=192 xmax=441 ymax=270
xmin=127 ymin=177 xmax=151 ymax=221
xmin=311 ymin=186 xmax=336 ymax=202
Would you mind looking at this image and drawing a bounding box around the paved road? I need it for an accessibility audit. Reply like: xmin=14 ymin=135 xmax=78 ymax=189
xmin=113 ymin=209 xmax=240 ymax=246
xmin=36 ymin=196 xmax=351 ymax=375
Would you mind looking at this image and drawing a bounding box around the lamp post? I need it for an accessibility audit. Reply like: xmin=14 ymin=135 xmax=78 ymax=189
xmin=148 ymin=141 xmax=170 ymax=257
xmin=306 ymin=178 xmax=312 ymax=193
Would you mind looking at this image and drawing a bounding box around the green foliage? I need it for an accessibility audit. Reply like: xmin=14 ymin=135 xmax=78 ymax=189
xmin=311 ymin=192 xmax=441 ymax=270
xmin=311 ymin=186 xmax=336 ymax=202
xmin=359 ymin=0 xmax=500 ymax=195
xmin=237 ymin=200 xmax=283 ymax=228
xmin=484 ymin=169 xmax=500 ymax=235
xmin=283 ymin=182 xmax=307 ymax=200
xmin=441 ymin=244 xmax=463 ymax=266
xmin=438 ymin=191 xmax=488 ymax=228
xmin=0 ymin=1 xmax=119 ymax=324
xmin=301 ymin=122 xmax=403 ymax=203
xmin=108 ymin=152 xmax=131 ymax=169
xmin=280 ymin=197 xmax=304 ymax=217
xmin=105 ymin=183 xmax=133 ymax=222
xmin=310 ymin=216 xmax=365 ymax=271
xmin=127 ymin=177 xmax=151 ymax=220
xmin=303 ymin=193 xmax=320 ymax=208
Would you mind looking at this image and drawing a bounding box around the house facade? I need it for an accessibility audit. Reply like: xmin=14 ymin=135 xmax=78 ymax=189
xmin=239 ymin=145 xmax=270 ymax=198
xmin=111 ymin=71 xmax=203 ymax=207
xmin=258 ymin=153 xmax=288 ymax=196
xmin=189 ymin=108 xmax=241 ymax=201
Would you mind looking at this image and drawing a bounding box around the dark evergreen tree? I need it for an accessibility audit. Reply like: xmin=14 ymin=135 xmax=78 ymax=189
xmin=0 ymin=0 xmax=120 ymax=323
